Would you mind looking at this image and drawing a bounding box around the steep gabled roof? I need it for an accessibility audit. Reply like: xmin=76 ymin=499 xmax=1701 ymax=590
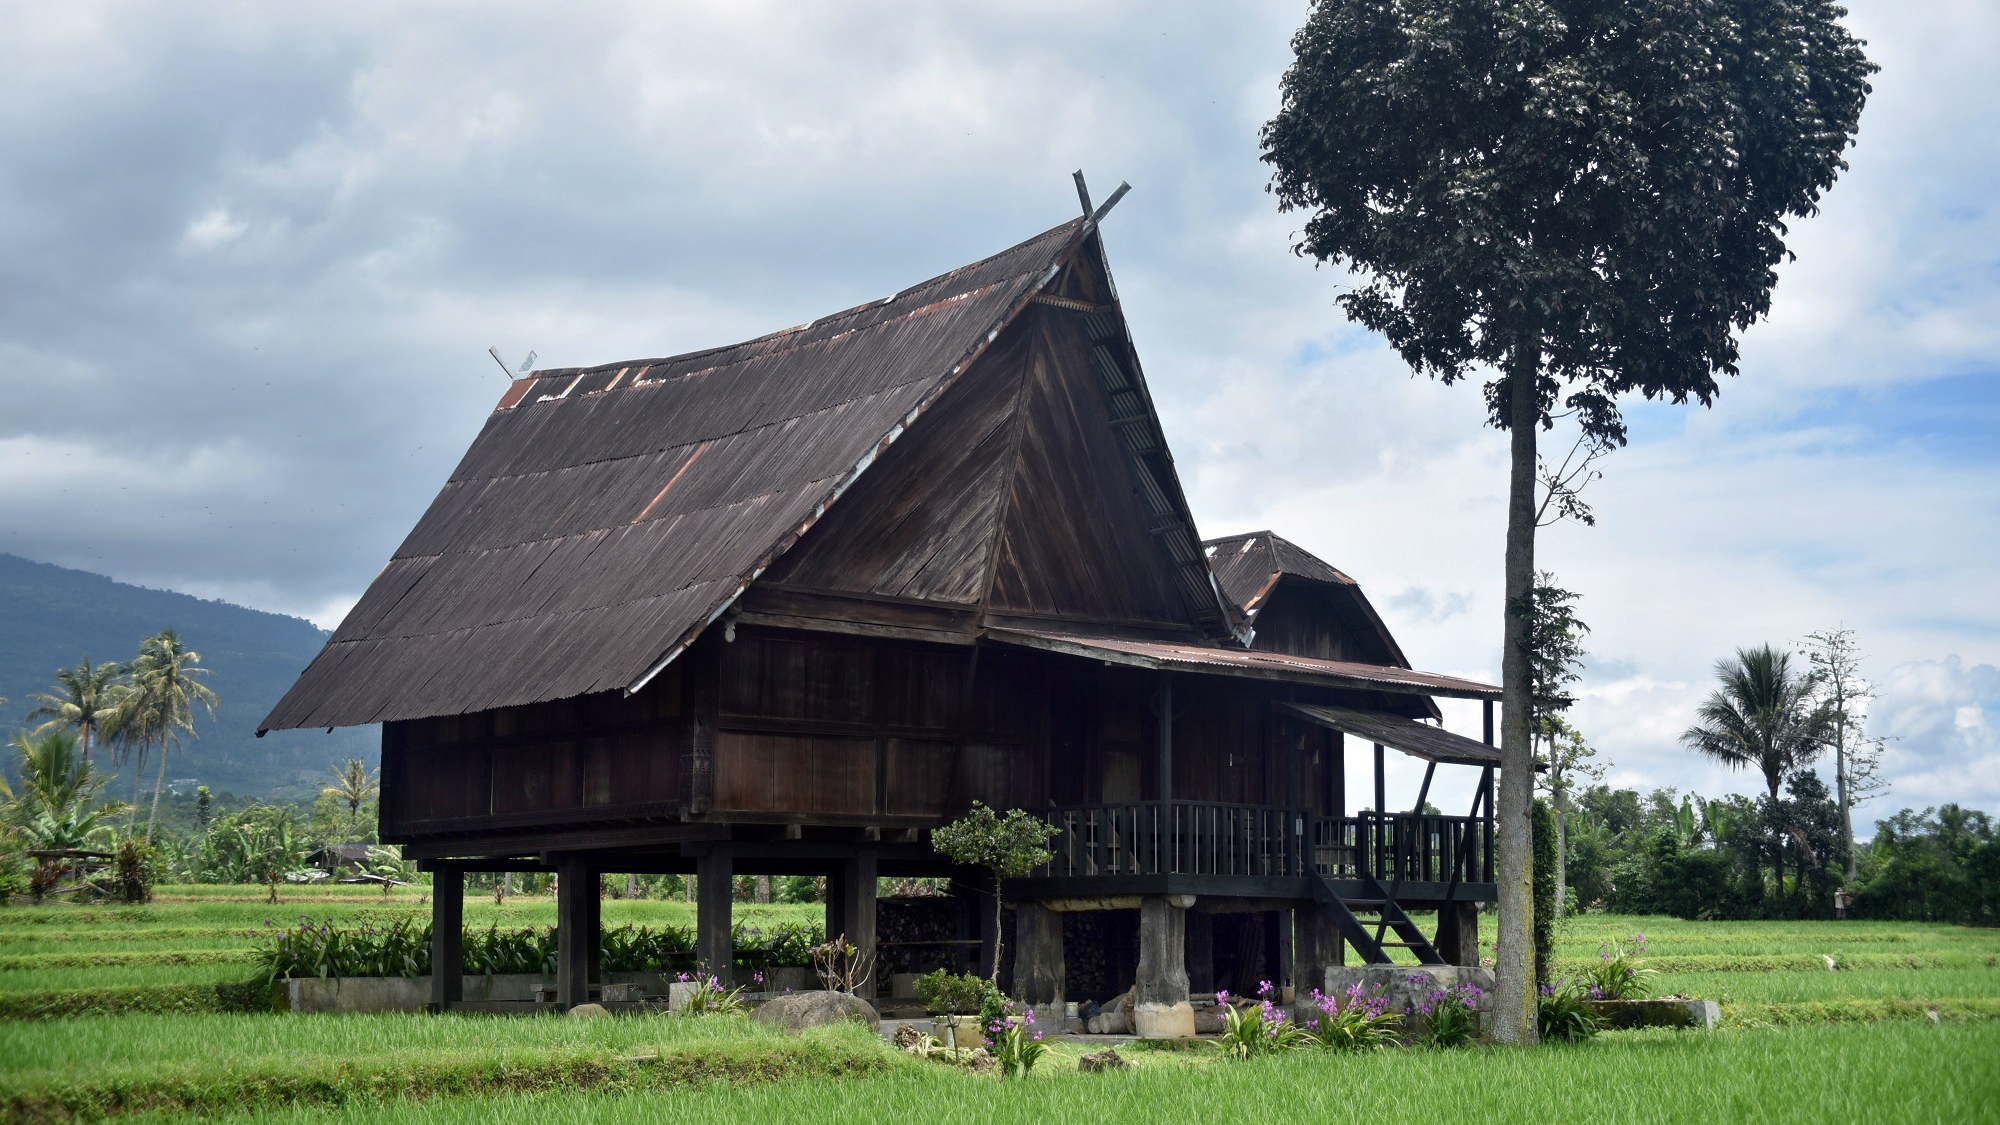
xmin=263 ymin=217 xmax=1250 ymax=733
xmin=1204 ymin=529 xmax=1419 ymax=671
xmin=1206 ymin=530 xmax=1358 ymax=613
xmin=262 ymin=221 xmax=1090 ymax=731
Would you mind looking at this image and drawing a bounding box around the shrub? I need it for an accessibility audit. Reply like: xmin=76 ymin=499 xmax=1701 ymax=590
xmin=1301 ymin=982 xmax=1400 ymax=1051
xmin=1537 ymin=979 xmax=1604 ymax=1042
xmin=1413 ymin=975 xmax=1483 ymax=1048
xmin=914 ymin=969 xmax=986 ymax=1015
xmin=1217 ymin=981 xmax=1307 ymax=1059
xmin=1582 ymin=933 xmax=1657 ymax=1000
xmin=673 ymin=971 xmax=747 ymax=1016
xmin=984 ymin=998 xmax=1050 ymax=1078
xmin=1533 ymin=798 xmax=1557 ymax=988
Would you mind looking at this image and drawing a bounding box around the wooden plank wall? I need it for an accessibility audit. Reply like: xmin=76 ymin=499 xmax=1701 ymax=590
xmin=381 ymin=671 xmax=683 ymax=835
xmin=712 ymin=630 xmax=1043 ymax=820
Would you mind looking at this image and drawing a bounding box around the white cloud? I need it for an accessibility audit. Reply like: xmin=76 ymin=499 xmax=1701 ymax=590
xmin=0 ymin=0 xmax=1990 ymax=829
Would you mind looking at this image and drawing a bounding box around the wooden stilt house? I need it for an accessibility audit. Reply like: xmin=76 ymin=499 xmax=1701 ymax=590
xmin=260 ymin=209 xmax=1504 ymax=1032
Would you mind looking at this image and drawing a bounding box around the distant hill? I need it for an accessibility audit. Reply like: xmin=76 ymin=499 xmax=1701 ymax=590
xmin=0 ymin=553 xmax=375 ymax=799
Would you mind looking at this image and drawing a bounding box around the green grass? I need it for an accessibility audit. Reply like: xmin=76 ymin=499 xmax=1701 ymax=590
xmin=117 ymin=1022 xmax=2000 ymax=1125
xmin=2 ymin=902 xmax=1997 ymax=1122
xmin=0 ymin=888 xmax=822 ymax=995
xmin=2 ymin=1017 xmax=892 ymax=1123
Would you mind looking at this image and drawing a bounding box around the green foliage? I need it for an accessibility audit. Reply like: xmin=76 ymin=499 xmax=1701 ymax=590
xmin=1854 ymin=805 xmax=1999 ymax=926
xmin=673 ymin=971 xmax=748 ymax=1016
xmin=930 ymin=802 xmax=1059 ymax=880
xmin=1682 ymin=646 xmax=1838 ymax=802
xmin=1532 ymin=798 xmax=1556 ymax=986
xmin=983 ymin=998 xmax=1050 ymax=1078
xmin=1581 ymin=933 xmax=1657 ymax=1001
xmin=112 ymin=836 xmax=152 ymax=904
xmin=914 ymin=969 xmax=985 ymax=1015
xmin=1414 ymin=978 xmax=1484 ymax=1049
xmin=932 ymin=802 xmax=1059 ymax=980
xmin=1536 ymin=980 xmax=1603 ymax=1042
xmin=1301 ymin=982 xmax=1400 ymax=1051
xmin=5 ymin=728 xmax=124 ymax=851
xmin=729 ymin=920 xmax=822 ymax=970
xmin=1217 ymin=983 xmax=1307 ymax=1058
xmin=1261 ymin=0 xmax=1876 ymax=443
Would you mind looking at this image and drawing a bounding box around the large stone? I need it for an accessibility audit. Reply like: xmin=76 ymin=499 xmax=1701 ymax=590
xmin=567 ymin=1002 xmax=610 ymax=1018
xmin=1078 ymin=1048 xmax=1132 ymax=1072
xmin=1298 ymin=965 xmax=1494 ymax=1024
xmin=1592 ymin=999 xmax=1719 ymax=1030
xmin=750 ymin=989 xmax=880 ymax=1033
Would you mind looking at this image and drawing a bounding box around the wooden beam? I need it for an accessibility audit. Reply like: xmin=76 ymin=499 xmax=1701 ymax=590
xmin=430 ymin=863 xmax=463 ymax=1012
xmin=555 ymin=855 xmax=595 ymax=1009
xmin=1158 ymin=671 xmax=1174 ymax=807
xmin=696 ymin=848 xmax=733 ymax=975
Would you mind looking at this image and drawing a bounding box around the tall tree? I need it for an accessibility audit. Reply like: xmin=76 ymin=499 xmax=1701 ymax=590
xmin=320 ymin=758 xmax=380 ymax=841
xmin=1262 ymin=0 xmax=1873 ymax=1043
xmin=1802 ymin=627 xmax=1888 ymax=881
xmin=1535 ymin=715 xmax=1606 ymax=914
xmin=25 ymin=657 xmax=127 ymax=765
xmin=109 ymin=630 xmax=219 ymax=840
xmin=1680 ymin=644 xmax=1837 ymax=894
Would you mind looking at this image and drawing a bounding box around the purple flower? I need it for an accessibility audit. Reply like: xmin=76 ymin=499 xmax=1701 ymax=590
xmin=1214 ymin=989 xmax=1230 ymax=1005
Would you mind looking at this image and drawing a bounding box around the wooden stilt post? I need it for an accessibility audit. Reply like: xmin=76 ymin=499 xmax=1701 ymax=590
xmin=1134 ymin=895 xmax=1193 ymax=1038
xmin=837 ymin=852 xmax=878 ymax=996
xmin=1011 ymin=901 xmax=1065 ymax=1021
xmin=555 ymin=856 xmax=595 ymax=1009
xmin=696 ymin=848 xmax=733 ymax=977
xmin=430 ymin=862 xmax=463 ymax=1012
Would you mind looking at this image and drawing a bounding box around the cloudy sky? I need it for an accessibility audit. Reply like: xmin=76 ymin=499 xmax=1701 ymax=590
xmin=3 ymin=1 xmax=1993 ymax=829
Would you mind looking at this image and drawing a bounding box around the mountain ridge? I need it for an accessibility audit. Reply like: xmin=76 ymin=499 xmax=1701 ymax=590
xmin=0 ymin=553 xmax=375 ymax=798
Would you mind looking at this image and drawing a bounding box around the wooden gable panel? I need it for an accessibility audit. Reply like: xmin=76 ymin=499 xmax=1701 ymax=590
xmin=758 ymin=321 xmax=1033 ymax=605
xmin=986 ymin=307 xmax=1191 ymax=627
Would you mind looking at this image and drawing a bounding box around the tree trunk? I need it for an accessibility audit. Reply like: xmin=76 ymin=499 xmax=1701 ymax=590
xmin=146 ymin=743 xmax=169 ymax=840
xmin=1768 ymin=776 xmax=1784 ymax=899
xmin=1553 ymin=785 xmax=1568 ymax=915
xmin=990 ymin=878 xmax=1006 ymax=985
xmin=1492 ymin=347 xmax=1541 ymax=1046
xmin=1834 ymin=686 xmax=1855 ymax=883
xmin=754 ymin=875 xmax=771 ymax=904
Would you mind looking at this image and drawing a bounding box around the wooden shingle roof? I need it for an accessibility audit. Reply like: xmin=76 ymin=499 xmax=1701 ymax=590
xmin=261 ymin=221 xmax=1088 ymax=731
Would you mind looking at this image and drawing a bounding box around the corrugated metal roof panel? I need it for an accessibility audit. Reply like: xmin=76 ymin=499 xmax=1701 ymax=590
xmin=1280 ymin=702 xmax=1502 ymax=767
xmin=984 ymin=627 xmax=1501 ymax=701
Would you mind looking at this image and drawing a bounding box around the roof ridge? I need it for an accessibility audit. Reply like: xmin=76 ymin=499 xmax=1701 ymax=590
xmin=522 ymin=219 xmax=1086 ymax=382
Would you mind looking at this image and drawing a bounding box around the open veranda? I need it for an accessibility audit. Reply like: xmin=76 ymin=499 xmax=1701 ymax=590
xmin=0 ymin=886 xmax=1995 ymax=1122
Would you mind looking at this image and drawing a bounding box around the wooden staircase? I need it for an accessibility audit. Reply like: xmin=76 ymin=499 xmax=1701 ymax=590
xmin=1306 ymin=869 xmax=1446 ymax=965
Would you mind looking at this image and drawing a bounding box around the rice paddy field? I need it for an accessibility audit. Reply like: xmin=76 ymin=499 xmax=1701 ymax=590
xmin=1 ymin=888 xmax=1995 ymax=1123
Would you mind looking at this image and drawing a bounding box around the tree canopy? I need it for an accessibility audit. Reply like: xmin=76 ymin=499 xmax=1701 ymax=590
xmin=1261 ymin=0 xmax=1876 ymax=440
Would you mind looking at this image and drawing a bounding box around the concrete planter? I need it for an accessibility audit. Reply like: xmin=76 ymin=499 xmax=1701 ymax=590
xmin=1592 ymin=998 xmax=1719 ymax=1029
xmin=733 ymin=966 xmax=812 ymax=993
xmin=278 ymin=972 xmax=682 ymax=1014
xmin=929 ymin=1013 xmax=986 ymax=1049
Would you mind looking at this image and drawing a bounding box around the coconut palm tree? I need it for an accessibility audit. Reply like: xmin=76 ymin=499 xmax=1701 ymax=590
xmin=106 ymin=630 xmax=218 ymax=840
xmin=1680 ymin=644 xmax=1837 ymax=893
xmin=4 ymin=729 xmax=127 ymax=851
xmin=321 ymin=758 xmax=380 ymax=840
xmin=25 ymin=656 xmax=127 ymax=765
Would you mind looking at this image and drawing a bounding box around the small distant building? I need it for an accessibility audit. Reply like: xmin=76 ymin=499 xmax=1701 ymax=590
xmin=304 ymin=843 xmax=373 ymax=871
xmin=262 ymin=210 xmax=1505 ymax=1031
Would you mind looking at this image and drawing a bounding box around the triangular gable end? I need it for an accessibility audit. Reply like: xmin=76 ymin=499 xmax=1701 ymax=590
xmin=757 ymin=231 xmax=1240 ymax=640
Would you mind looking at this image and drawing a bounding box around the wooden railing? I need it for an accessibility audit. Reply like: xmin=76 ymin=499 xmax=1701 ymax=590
xmin=1313 ymin=812 xmax=1492 ymax=885
xmin=1036 ymin=802 xmax=1310 ymax=879
xmin=1034 ymin=803 xmax=1493 ymax=886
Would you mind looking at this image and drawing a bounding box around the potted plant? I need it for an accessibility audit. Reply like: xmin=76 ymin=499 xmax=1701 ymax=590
xmin=916 ymin=969 xmax=988 ymax=1049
